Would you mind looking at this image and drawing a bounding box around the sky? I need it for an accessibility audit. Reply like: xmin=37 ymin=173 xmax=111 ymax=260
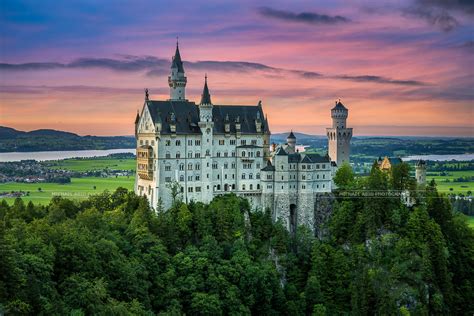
xmin=0 ymin=0 xmax=473 ymax=136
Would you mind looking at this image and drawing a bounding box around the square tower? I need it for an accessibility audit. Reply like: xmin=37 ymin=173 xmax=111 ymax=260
xmin=326 ymin=100 xmax=352 ymax=166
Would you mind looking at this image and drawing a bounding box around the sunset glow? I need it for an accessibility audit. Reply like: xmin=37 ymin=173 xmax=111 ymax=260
xmin=1 ymin=0 xmax=473 ymax=136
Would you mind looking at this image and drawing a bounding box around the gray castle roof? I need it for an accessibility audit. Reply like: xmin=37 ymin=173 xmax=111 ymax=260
xmin=145 ymin=100 xmax=269 ymax=135
xmin=332 ymin=101 xmax=347 ymax=111
xmin=171 ymin=44 xmax=185 ymax=73
xmin=261 ymin=152 xmax=330 ymax=172
xmin=305 ymin=153 xmax=331 ymax=163
xmin=416 ymin=159 xmax=426 ymax=166
xmin=275 ymin=147 xmax=288 ymax=156
xmin=287 ymin=130 xmax=296 ymax=139
xmin=389 ymin=157 xmax=403 ymax=165
xmin=200 ymin=76 xmax=212 ymax=105
xmin=261 ymin=164 xmax=275 ymax=171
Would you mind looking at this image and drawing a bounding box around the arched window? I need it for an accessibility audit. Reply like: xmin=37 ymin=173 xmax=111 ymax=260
xmin=250 ymin=184 xmax=253 ymax=190
xmin=188 ymin=151 xmax=193 ymax=158
xmin=179 ymin=175 xmax=184 ymax=182
xmin=206 ymin=149 xmax=210 ymax=156
xmin=217 ymin=152 xmax=221 ymax=157
xmin=176 ymin=140 xmax=181 ymax=146
xmin=256 ymin=151 xmax=261 ymax=157
xmin=249 ymin=173 xmax=253 ymax=179
xmin=165 ymin=151 xmax=171 ymax=159
xmin=256 ymin=173 xmax=260 ymax=179
xmin=179 ymin=163 xmax=184 ymax=171
xmin=188 ymin=163 xmax=193 ymax=170
xmin=242 ymin=184 xmax=246 ymax=191
xmin=176 ymin=152 xmax=181 ymax=159
xmin=195 ymin=163 xmax=200 ymax=170
xmin=242 ymin=151 xmax=246 ymax=157
xmin=217 ymin=184 xmax=221 ymax=190
xmin=242 ymin=173 xmax=246 ymax=179
xmin=257 ymin=184 xmax=260 ymax=190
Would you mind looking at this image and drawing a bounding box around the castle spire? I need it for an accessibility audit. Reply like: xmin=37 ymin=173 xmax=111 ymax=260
xmin=168 ymin=40 xmax=187 ymax=100
xmin=171 ymin=39 xmax=184 ymax=73
xmin=200 ymin=74 xmax=212 ymax=105
xmin=134 ymin=110 xmax=140 ymax=124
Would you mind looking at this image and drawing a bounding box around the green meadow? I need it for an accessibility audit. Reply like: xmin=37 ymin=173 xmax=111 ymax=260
xmin=427 ymin=170 xmax=474 ymax=194
xmin=46 ymin=157 xmax=135 ymax=172
xmin=468 ymin=216 xmax=474 ymax=229
xmin=0 ymin=176 xmax=134 ymax=205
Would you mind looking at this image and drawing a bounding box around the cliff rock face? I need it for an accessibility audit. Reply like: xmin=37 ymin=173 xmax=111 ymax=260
xmin=314 ymin=193 xmax=335 ymax=239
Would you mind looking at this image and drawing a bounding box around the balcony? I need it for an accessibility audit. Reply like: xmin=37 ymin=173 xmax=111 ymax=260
xmin=137 ymin=146 xmax=154 ymax=180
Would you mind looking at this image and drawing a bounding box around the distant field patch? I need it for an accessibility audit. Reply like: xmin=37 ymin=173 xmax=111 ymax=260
xmin=46 ymin=158 xmax=135 ymax=172
xmin=0 ymin=176 xmax=135 ymax=205
xmin=429 ymin=171 xmax=474 ymax=194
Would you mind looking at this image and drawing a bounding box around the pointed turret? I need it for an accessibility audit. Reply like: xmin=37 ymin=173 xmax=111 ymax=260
xmin=286 ymin=130 xmax=296 ymax=153
xmin=199 ymin=75 xmax=213 ymax=123
xmin=171 ymin=42 xmax=185 ymax=73
xmin=134 ymin=110 xmax=140 ymax=124
xmin=200 ymin=75 xmax=212 ymax=105
xmin=287 ymin=130 xmax=296 ymax=140
xmin=168 ymin=40 xmax=187 ymax=100
xmin=134 ymin=110 xmax=140 ymax=137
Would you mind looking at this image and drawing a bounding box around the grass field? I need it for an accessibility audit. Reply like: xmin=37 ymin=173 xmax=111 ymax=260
xmin=428 ymin=171 xmax=474 ymax=194
xmin=46 ymin=158 xmax=135 ymax=172
xmin=0 ymin=176 xmax=135 ymax=205
xmin=468 ymin=217 xmax=474 ymax=229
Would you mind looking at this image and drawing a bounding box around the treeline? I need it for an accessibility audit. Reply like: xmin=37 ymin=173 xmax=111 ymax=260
xmin=450 ymin=197 xmax=474 ymax=216
xmin=1 ymin=163 xmax=473 ymax=315
xmin=350 ymin=138 xmax=473 ymax=158
xmin=0 ymin=133 xmax=135 ymax=152
xmin=426 ymin=160 xmax=474 ymax=172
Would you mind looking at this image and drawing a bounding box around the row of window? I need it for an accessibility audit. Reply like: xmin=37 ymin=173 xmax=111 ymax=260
xmin=165 ymin=161 xmax=262 ymax=171
xmin=163 ymin=150 xmax=261 ymax=159
xmin=279 ymin=174 xmax=326 ymax=180
xmin=139 ymin=140 xmax=155 ymax=146
xmin=164 ymin=139 xmax=259 ymax=147
xmin=165 ymin=139 xmax=199 ymax=146
xmin=286 ymin=163 xmax=327 ymax=170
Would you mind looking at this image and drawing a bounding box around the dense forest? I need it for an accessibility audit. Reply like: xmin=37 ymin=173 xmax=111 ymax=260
xmin=1 ymin=164 xmax=473 ymax=315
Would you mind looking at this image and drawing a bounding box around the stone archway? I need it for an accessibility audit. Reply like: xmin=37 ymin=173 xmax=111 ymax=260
xmin=290 ymin=204 xmax=297 ymax=235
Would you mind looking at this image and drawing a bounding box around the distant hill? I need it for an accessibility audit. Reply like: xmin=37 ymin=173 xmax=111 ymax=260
xmin=0 ymin=126 xmax=135 ymax=152
xmin=270 ymin=132 xmax=326 ymax=143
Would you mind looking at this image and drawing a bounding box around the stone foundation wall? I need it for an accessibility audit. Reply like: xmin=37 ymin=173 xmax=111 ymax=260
xmin=313 ymin=193 xmax=335 ymax=239
xmin=274 ymin=193 xmax=290 ymax=230
xmin=297 ymin=193 xmax=315 ymax=231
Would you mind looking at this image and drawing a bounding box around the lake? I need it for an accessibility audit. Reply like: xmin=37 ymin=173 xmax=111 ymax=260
xmin=1 ymin=149 xmax=472 ymax=163
xmin=402 ymin=153 xmax=474 ymax=161
xmin=0 ymin=148 xmax=135 ymax=162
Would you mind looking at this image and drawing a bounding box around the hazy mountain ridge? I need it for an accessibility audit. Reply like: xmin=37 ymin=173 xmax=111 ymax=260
xmin=0 ymin=126 xmax=135 ymax=152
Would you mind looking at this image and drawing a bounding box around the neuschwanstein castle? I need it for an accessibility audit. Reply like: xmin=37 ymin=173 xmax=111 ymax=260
xmin=134 ymin=43 xmax=352 ymax=232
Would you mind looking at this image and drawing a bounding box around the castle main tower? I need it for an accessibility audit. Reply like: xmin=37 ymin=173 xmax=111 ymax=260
xmin=326 ymin=100 xmax=352 ymax=166
xmin=168 ymin=42 xmax=187 ymax=100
